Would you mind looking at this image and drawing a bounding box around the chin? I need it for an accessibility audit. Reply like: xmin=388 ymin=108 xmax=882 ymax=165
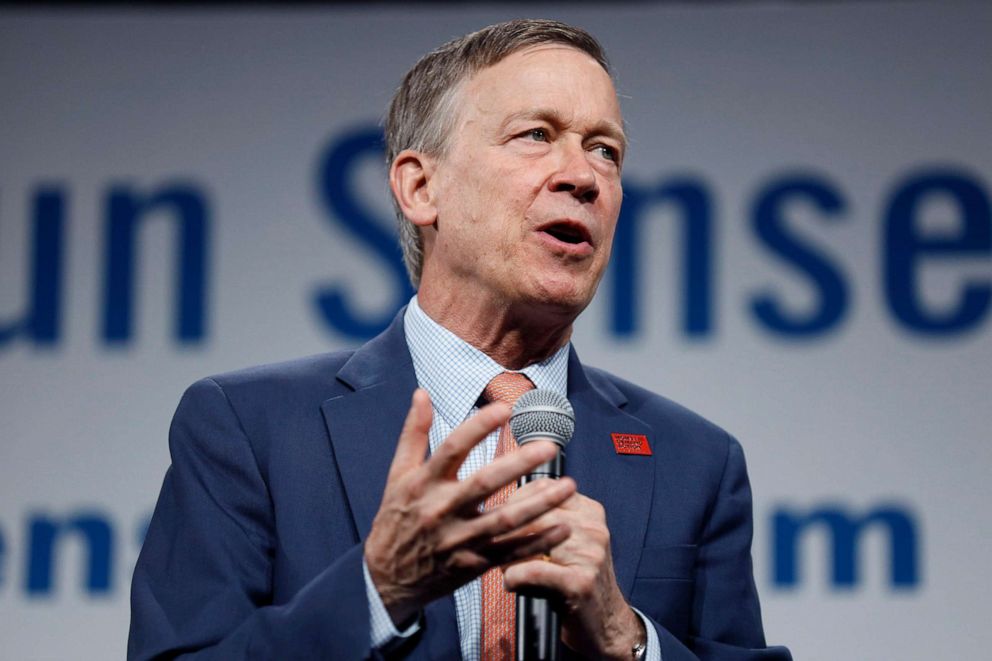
xmin=522 ymin=276 xmax=596 ymax=317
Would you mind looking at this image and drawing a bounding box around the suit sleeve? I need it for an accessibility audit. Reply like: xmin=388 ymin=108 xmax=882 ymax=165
xmin=128 ymin=378 xmax=378 ymax=661
xmin=650 ymin=436 xmax=792 ymax=661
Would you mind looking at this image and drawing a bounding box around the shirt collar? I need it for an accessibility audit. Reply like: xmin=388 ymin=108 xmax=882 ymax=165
xmin=403 ymin=296 xmax=569 ymax=429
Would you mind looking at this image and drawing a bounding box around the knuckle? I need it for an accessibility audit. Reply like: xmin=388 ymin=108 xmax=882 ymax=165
xmin=431 ymin=445 xmax=455 ymax=466
xmin=575 ymin=569 xmax=596 ymax=596
xmin=418 ymin=506 xmax=442 ymax=529
xmin=471 ymin=472 xmax=500 ymax=496
xmin=521 ymin=564 xmax=541 ymax=584
xmin=406 ymin=481 xmax=425 ymax=500
xmin=494 ymin=508 xmax=516 ymax=531
xmin=562 ymin=577 xmax=583 ymax=601
xmin=448 ymin=550 xmax=486 ymax=574
xmin=402 ymin=472 xmax=428 ymax=499
xmin=591 ymin=525 xmax=610 ymax=548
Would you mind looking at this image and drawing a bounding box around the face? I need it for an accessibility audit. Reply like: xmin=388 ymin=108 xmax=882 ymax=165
xmin=419 ymin=44 xmax=625 ymax=317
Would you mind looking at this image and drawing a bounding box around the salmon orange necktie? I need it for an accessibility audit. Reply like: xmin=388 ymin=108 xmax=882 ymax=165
xmin=480 ymin=372 xmax=535 ymax=661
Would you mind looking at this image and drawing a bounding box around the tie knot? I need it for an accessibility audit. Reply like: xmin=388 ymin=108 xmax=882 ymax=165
xmin=483 ymin=372 xmax=534 ymax=407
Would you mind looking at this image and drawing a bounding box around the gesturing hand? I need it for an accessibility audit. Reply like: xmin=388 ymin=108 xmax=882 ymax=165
xmin=364 ymin=388 xmax=577 ymax=626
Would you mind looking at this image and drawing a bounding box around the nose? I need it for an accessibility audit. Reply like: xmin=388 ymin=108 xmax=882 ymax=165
xmin=548 ymin=142 xmax=599 ymax=203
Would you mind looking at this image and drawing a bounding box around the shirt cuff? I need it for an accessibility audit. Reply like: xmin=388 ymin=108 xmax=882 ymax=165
xmin=363 ymin=557 xmax=422 ymax=648
xmin=631 ymin=606 xmax=662 ymax=661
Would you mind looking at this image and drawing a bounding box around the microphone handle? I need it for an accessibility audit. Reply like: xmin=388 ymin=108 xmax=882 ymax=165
xmin=518 ymin=450 xmax=564 ymax=484
xmin=517 ymin=448 xmax=565 ymax=661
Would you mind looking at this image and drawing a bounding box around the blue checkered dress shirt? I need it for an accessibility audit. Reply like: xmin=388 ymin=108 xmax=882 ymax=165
xmin=363 ymin=296 xmax=660 ymax=661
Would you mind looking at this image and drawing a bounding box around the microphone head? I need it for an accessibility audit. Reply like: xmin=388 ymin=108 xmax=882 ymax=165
xmin=510 ymin=389 xmax=575 ymax=448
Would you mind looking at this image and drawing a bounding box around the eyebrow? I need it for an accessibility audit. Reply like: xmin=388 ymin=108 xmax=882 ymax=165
xmin=500 ymin=108 xmax=628 ymax=153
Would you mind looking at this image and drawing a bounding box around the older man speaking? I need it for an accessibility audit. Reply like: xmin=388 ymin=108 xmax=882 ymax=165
xmin=129 ymin=19 xmax=791 ymax=661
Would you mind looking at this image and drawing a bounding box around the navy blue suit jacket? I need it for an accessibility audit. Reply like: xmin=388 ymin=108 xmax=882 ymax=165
xmin=129 ymin=312 xmax=791 ymax=660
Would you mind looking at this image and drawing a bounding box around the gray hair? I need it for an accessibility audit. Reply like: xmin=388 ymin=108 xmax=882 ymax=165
xmin=385 ymin=19 xmax=611 ymax=287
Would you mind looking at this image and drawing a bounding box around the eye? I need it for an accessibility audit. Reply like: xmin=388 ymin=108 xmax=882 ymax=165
xmin=526 ymin=128 xmax=548 ymax=142
xmin=595 ymin=144 xmax=619 ymax=162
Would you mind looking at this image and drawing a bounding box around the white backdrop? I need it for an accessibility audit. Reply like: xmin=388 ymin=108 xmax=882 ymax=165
xmin=1 ymin=2 xmax=990 ymax=659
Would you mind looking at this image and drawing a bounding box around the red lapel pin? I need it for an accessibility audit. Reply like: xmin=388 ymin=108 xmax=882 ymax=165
xmin=611 ymin=433 xmax=652 ymax=456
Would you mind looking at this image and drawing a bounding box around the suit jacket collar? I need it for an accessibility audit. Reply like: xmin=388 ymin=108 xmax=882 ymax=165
xmin=321 ymin=310 xmax=462 ymax=659
xmin=321 ymin=309 xmax=416 ymax=542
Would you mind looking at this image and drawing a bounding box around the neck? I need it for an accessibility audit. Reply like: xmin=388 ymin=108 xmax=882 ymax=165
xmin=416 ymin=287 xmax=575 ymax=371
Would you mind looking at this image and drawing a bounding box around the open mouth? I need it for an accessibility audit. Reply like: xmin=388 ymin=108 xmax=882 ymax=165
xmin=538 ymin=221 xmax=593 ymax=247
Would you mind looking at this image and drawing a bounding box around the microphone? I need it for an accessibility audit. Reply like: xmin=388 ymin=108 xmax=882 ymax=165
xmin=510 ymin=389 xmax=575 ymax=661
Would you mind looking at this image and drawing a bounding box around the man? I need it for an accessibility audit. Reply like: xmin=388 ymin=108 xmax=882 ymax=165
xmin=129 ymin=19 xmax=790 ymax=661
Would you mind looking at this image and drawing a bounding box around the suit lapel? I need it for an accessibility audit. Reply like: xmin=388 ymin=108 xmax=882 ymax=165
xmin=320 ymin=311 xmax=463 ymax=660
xmin=565 ymin=349 xmax=655 ymax=598
xmin=320 ymin=312 xmax=418 ymax=540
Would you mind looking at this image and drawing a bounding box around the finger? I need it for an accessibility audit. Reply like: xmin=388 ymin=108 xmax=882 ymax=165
xmin=506 ymin=474 xmax=575 ymax=505
xmin=452 ymin=440 xmax=560 ymax=509
xmin=387 ymin=388 xmax=434 ymax=480
xmin=440 ymin=477 xmax=576 ymax=551
xmin=555 ymin=491 xmax=598 ymax=513
xmin=426 ymin=402 xmax=510 ymax=479
xmin=502 ymin=556 xmax=574 ymax=595
xmin=483 ymin=523 xmax=571 ymax=567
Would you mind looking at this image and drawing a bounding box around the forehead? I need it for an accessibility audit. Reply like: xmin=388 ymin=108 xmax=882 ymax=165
xmin=457 ymin=44 xmax=623 ymax=131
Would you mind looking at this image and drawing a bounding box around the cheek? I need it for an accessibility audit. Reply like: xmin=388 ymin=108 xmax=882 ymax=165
xmin=487 ymin=192 xmax=537 ymax=248
xmin=599 ymin=187 xmax=623 ymax=245
xmin=605 ymin=180 xmax=624 ymax=213
xmin=599 ymin=222 xmax=618 ymax=261
xmin=438 ymin=158 xmax=545 ymax=253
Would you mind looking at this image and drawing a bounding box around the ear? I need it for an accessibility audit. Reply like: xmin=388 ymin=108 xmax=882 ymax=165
xmin=389 ymin=149 xmax=437 ymax=228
